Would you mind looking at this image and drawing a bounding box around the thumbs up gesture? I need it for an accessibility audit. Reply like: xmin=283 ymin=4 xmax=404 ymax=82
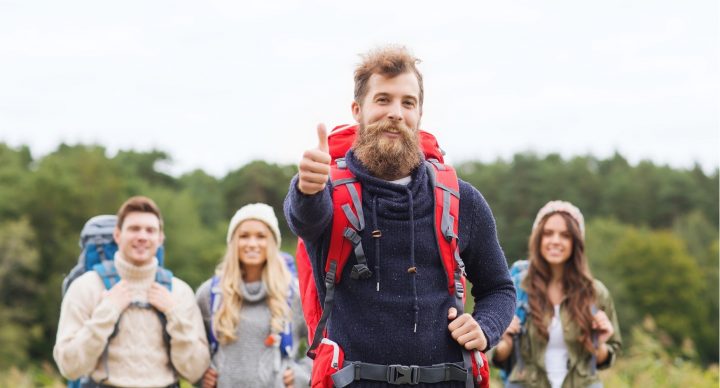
xmin=297 ymin=123 xmax=331 ymax=195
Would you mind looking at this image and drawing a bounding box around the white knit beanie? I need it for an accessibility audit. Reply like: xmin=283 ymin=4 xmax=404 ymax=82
xmin=226 ymin=203 xmax=282 ymax=246
xmin=532 ymin=200 xmax=585 ymax=239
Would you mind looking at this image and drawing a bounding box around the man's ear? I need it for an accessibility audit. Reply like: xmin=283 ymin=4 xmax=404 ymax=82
xmin=351 ymin=101 xmax=361 ymax=122
xmin=113 ymin=227 xmax=121 ymax=244
xmin=159 ymin=230 xmax=165 ymax=246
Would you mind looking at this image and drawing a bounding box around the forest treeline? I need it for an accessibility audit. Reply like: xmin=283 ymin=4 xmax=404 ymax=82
xmin=0 ymin=142 xmax=717 ymax=374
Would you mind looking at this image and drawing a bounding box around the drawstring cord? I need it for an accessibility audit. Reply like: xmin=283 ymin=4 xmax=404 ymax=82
xmin=371 ymin=196 xmax=381 ymax=292
xmin=405 ymin=186 xmax=420 ymax=333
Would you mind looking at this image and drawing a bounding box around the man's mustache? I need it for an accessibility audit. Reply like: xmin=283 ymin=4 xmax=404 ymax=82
xmin=365 ymin=119 xmax=413 ymax=137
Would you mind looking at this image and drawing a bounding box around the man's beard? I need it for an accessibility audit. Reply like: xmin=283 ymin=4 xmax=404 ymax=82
xmin=352 ymin=119 xmax=423 ymax=181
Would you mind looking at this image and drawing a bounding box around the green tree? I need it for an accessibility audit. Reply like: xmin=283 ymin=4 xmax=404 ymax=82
xmin=221 ymin=161 xmax=297 ymax=247
xmin=113 ymin=150 xmax=178 ymax=189
xmin=21 ymin=144 xmax=132 ymax=360
xmin=0 ymin=143 xmax=33 ymax=219
xmin=601 ymin=227 xmax=708 ymax=360
xmin=178 ymin=170 xmax=225 ymax=228
xmin=672 ymin=211 xmax=719 ymax=362
xmin=146 ymin=188 xmax=223 ymax=289
xmin=0 ymin=218 xmax=41 ymax=369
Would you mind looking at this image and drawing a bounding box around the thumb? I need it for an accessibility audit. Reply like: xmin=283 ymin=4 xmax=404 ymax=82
xmin=448 ymin=307 xmax=457 ymax=320
xmin=317 ymin=123 xmax=329 ymax=152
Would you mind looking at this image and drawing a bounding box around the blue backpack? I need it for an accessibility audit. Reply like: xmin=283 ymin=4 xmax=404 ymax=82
xmin=208 ymin=251 xmax=298 ymax=358
xmin=63 ymin=214 xmax=173 ymax=388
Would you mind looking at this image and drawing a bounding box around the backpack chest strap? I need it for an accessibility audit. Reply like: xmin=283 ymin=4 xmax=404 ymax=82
xmin=332 ymin=361 xmax=469 ymax=387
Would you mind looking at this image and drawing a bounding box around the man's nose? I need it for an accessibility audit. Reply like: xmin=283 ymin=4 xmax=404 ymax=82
xmin=386 ymin=101 xmax=403 ymax=122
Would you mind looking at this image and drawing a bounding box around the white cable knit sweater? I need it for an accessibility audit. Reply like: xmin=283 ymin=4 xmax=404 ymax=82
xmin=54 ymin=253 xmax=210 ymax=387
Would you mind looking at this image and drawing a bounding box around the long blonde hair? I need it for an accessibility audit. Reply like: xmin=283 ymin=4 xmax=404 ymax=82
xmin=213 ymin=222 xmax=291 ymax=344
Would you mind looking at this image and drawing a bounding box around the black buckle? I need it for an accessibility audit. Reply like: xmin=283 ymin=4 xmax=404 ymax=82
xmin=351 ymin=264 xmax=373 ymax=280
xmin=455 ymin=281 xmax=465 ymax=298
xmin=387 ymin=364 xmax=419 ymax=385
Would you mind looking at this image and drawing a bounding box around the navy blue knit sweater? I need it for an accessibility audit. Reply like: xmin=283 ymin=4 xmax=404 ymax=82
xmin=284 ymin=151 xmax=515 ymax=387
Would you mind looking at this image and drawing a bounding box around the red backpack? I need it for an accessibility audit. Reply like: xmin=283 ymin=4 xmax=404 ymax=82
xmin=295 ymin=124 xmax=490 ymax=388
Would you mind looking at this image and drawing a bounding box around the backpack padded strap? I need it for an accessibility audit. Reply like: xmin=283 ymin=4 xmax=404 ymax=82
xmin=155 ymin=268 xmax=173 ymax=291
xmin=426 ymin=161 xmax=474 ymax=387
xmin=93 ymin=261 xmax=120 ymax=290
xmin=325 ymin=165 xmax=362 ymax=282
xmin=307 ymin=261 xmax=338 ymax=359
xmin=208 ymin=275 xmax=222 ymax=355
xmin=425 ymin=161 xmax=461 ymax=298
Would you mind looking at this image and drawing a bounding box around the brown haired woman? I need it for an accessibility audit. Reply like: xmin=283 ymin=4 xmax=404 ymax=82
xmin=492 ymin=201 xmax=622 ymax=388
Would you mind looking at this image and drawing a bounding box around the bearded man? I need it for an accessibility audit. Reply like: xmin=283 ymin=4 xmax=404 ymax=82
xmin=284 ymin=45 xmax=515 ymax=387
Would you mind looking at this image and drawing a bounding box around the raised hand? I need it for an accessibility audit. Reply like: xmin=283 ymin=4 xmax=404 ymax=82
xmin=297 ymin=123 xmax=331 ymax=195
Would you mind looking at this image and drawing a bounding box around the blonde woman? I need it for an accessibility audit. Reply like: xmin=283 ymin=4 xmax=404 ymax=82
xmin=196 ymin=203 xmax=310 ymax=388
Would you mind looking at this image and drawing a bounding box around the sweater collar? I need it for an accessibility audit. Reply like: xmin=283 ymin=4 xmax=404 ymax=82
xmin=114 ymin=252 xmax=158 ymax=282
xmin=241 ymin=280 xmax=267 ymax=303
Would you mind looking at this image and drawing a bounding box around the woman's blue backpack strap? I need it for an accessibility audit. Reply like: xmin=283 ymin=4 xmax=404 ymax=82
xmin=208 ymin=275 xmax=222 ymax=355
xmin=279 ymin=251 xmax=298 ymax=358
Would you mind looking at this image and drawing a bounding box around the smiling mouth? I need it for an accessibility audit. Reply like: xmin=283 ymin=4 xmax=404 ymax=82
xmin=382 ymin=131 xmax=401 ymax=138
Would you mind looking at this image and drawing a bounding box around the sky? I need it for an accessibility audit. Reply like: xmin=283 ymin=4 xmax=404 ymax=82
xmin=1 ymin=0 xmax=718 ymax=177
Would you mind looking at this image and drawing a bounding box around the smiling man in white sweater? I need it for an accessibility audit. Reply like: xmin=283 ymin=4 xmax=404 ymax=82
xmin=54 ymin=196 xmax=210 ymax=388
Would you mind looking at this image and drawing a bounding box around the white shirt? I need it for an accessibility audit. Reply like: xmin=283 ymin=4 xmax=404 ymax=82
xmin=389 ymin=176 xmax=412 ymax=185
xmin=545 ymin=304 xmax=569 ymax=388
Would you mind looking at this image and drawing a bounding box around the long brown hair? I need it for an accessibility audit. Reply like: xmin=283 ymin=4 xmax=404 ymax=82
xmin=524 ymin=211 xmax=596 ymax=352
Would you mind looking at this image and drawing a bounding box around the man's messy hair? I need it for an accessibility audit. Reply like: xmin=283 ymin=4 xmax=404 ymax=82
xmin=354 ymin=45 xmax=423 ymax=107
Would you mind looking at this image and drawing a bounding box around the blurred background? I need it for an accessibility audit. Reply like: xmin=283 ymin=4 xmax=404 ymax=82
xmin=0 ymin=1 xmax=717 ymax=386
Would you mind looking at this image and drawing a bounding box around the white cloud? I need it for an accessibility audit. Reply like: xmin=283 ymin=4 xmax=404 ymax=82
xmin=0 ymin=0 xmax=717 ymax=176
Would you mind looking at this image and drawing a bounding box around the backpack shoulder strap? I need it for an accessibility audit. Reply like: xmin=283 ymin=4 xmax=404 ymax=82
xmin=208 ymin=275 xmax=222 ymax=355
xmin=306 ymin=158 xmax=370 ymax=358
xmin=426 ymin=160 xmax=477 ymax=388
xmin=325 ymin=160 xmax=369 ymax=282
xmin=155 ymin=267 xmax=173 ymax=291
xmin=510 ymin=260 xmax=530 ymax=325
xmin=93 ymin=261 xmax=120 ymax=290
xmin=425 ymin=160 xmax=462 ymax=300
